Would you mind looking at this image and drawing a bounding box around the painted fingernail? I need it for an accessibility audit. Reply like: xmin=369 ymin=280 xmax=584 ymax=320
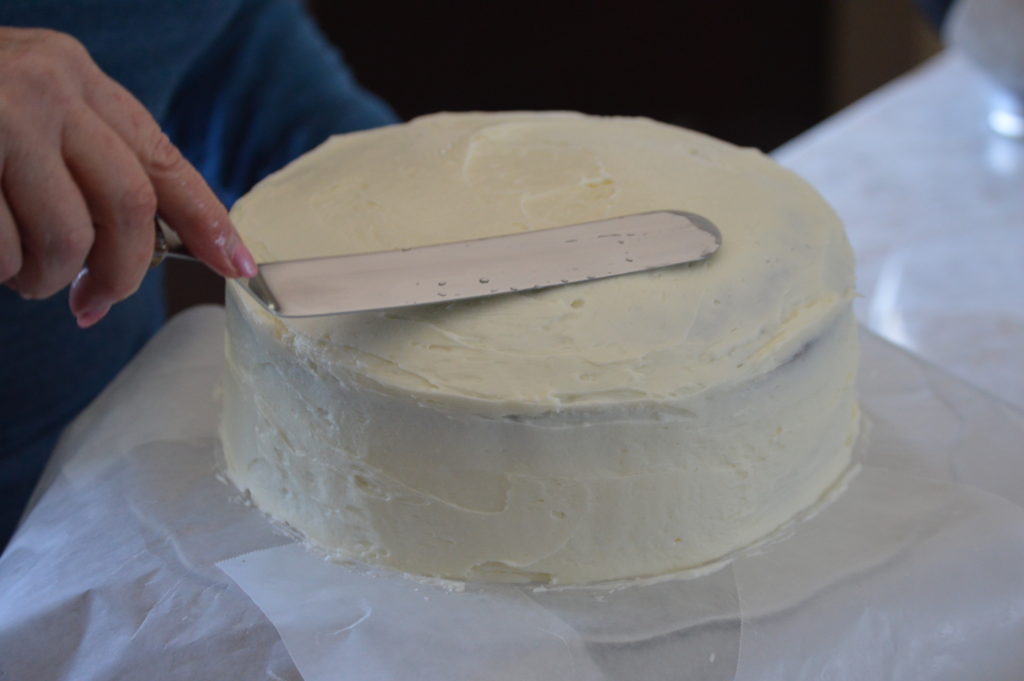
xmin=75 ymin=302 xmax=111 ymax=329
xmin=230 ymin=240 xmax=258 ymax=278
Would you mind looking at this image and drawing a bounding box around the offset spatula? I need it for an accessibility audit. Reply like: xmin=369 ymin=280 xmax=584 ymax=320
xmin=154 ymin=210 xmax=721 ymax=317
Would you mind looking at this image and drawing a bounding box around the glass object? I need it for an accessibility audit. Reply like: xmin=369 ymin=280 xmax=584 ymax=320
xmin=945 ymin=0 xmax=1024 ymax=138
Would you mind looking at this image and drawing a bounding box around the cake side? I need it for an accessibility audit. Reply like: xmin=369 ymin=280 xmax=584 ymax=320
xmin=222 ymin=292 xmax=858 ymax=582
xmin=221 ymin=112 xmax=859 ymax=584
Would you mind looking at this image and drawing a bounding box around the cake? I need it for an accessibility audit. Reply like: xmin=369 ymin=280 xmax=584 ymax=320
xmin=220 ymin=112 xmax=859 ymax=584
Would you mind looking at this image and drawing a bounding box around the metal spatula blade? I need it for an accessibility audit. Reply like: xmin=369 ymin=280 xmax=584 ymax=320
xmin=245 ymin=211 xmax=720 ymax=317
xmin=156 ymin=210 xmax=721 ymax=317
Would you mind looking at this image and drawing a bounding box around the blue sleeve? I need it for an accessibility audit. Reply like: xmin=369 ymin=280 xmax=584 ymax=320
xmin=914 ymin=0 xmax=956 ymax=29
xmin=163 ymin=0 xmax=399 ymax=207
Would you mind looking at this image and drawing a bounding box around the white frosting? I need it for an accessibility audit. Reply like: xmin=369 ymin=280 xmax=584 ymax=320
xmin=221 ymin=112 xmax=859 ymax=584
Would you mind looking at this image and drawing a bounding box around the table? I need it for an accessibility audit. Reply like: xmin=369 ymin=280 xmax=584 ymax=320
xmin=774 ymin=51 xmax=1024 ymax=410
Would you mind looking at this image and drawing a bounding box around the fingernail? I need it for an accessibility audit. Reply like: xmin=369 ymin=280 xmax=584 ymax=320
xmin=229 ymin=240 xmax=258 ymax=278
xmin=76 ymin=302 xmax=111 ymax=329
xmin=72 ymin=268 xmax=88 ymax=289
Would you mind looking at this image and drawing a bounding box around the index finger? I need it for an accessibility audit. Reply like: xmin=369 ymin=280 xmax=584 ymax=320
xmin=84 ymin=76 xmax=256 ymax=279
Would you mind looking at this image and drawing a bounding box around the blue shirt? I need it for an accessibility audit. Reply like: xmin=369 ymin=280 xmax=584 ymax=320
xmin=0 ymin=0 xmax=397 ymax=544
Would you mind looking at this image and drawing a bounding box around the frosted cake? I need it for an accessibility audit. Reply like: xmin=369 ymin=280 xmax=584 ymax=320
xmin=220 ymin=112 xmax=859 ymax=584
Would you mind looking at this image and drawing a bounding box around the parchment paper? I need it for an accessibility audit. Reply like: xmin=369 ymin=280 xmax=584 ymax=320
xmin=1 ymin=305 xmax=1023 ymax=681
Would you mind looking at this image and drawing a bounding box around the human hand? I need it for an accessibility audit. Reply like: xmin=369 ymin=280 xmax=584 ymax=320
xmin=0 ymin=27 xmax=257 ymax=327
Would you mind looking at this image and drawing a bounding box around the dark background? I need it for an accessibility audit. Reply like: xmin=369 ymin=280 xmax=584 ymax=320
xmin=310 ymin=0 xmax=828 ymax=151
xmin=166 ymin=0 xmax=941 ymax=314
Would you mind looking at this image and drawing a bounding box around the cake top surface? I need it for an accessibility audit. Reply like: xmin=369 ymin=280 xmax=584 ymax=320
xmin=230 ymin=112 xmax=854 ymax=412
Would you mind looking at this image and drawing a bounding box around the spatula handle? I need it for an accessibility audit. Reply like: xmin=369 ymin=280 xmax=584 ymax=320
xmin=151 ymin=216 xmax=197 ymax=267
